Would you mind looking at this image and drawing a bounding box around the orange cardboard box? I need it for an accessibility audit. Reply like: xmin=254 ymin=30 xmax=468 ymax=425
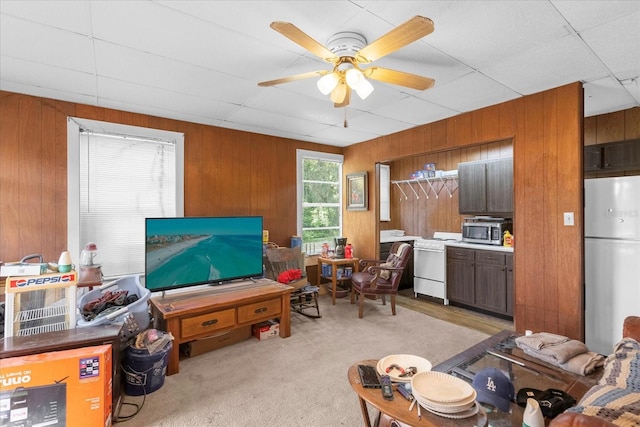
xmin=0 ymin=344 xmax=112 ymax=426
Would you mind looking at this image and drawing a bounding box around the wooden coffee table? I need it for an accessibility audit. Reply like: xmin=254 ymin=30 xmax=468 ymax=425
xmin=348 ymin=330 xmax=602 ymax=427
xmin=348 ymin=359 xmax=487 ymax=427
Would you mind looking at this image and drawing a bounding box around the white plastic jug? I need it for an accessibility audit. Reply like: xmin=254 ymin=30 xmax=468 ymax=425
xmin=523 ymin=398 xmax=544 ymax=427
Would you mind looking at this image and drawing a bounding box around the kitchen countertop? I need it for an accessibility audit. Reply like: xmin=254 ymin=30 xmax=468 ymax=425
xmin=445 ymin=240 xmax=514 ymax=253
xmin=380 ymin=235 xmax=422 ymax=243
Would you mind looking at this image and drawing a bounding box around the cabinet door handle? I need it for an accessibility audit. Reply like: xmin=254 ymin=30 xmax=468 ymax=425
xmin=202 ymin=319 xmax=218 ymax=327
xmin=255 ymin=307 xmax=267 ymax=314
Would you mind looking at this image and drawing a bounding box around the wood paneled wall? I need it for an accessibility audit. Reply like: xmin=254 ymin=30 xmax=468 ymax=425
xmin=2 ymin=85 xmax=632 ymax=343
xmin=584 ymin=107 xmax=640 ymax=144
xmin=344 ymin=82 xmax=585 ymax=340
xmin=382 ymin=139 xmax=513 ymax=238
xmin=0 ymin=91 xmax=340 ymax=264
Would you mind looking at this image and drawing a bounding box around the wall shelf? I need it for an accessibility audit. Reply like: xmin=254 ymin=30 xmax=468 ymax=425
xmin=391 ymin=174 xmax=458 ymax=201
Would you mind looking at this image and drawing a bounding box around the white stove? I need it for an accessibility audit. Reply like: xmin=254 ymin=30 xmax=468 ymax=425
xmin=413 ymin=232 xmax=462 ymax=304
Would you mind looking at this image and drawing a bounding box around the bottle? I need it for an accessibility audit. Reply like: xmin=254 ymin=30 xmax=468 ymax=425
xmin=345 ymin=244 xmax=353 ymax=259
xmin=503 ymin=230 xmax=513 ymax=247
xmin=321 ymin=242 xmax=329 ymax=258
xmin=523 ymin=398 xmax=544 ymax=427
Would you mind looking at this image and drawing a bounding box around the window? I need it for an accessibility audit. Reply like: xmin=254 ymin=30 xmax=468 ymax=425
xmin=296 ymin=150 xmax=343 ymax=255
xmin=67 ymin=118 xmax=184 ymax=279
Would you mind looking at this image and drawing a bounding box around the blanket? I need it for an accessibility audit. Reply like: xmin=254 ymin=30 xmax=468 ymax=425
xmin=516 ymin=333 xmax=604 ymax=376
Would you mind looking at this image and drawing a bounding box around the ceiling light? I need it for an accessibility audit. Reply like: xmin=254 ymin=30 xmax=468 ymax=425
xmin=345 ymin=68 xmax=364 ymax=88
xmin=354 ymin=78 xmax=374 ymax=100
xmin=317 ymin=73 xmax=340 ymax=95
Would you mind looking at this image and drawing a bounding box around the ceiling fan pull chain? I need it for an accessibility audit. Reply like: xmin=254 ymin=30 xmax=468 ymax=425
xmin=344 ymin=107 xmax=348 ymax=128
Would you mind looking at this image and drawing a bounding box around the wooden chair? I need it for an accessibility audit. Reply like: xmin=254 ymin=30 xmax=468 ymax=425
xmin=349 ymin=242 xmax=413 ymax=318
xmin=263 ymin=246 xmax=321 ymax=319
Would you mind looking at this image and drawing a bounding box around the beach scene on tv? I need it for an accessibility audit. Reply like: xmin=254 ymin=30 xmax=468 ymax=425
xmin=145 ymin=217 xmax=263 ymax=291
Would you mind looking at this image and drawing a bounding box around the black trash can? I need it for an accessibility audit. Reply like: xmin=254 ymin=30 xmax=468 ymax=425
xmin=123 ymin=341 xmax=172 ymax=396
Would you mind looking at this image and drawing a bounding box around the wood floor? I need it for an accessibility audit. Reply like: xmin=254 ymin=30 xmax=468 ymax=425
xmin=395 ymin=288 xmax=513 ymax=336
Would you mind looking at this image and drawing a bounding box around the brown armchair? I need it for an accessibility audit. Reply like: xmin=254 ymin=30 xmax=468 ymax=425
xmin=349 ymin=242 xmax=412 ymax=319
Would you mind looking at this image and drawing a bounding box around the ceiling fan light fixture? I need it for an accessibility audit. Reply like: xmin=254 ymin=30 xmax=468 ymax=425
xmin=345 ymin=68 xmax=364 ymax=88
xmin=354 ymin=78 xmax=374 ymax=100
xmin=317 ymin=72 xmax=340 ymax=95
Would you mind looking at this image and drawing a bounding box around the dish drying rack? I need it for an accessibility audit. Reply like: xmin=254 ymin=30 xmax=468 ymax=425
xmin=4 ymin=271 xmax=77 ymax=337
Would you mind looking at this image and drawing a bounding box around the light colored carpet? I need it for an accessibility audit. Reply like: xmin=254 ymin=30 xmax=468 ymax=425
xmin=122 ymin=294 xmax=489 ymax=426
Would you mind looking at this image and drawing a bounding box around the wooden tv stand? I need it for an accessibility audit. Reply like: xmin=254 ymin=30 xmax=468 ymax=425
xmin=149 ymin=278 xmax=293 ymax=375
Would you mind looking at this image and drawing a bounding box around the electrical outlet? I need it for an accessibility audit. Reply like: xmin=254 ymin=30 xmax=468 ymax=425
xmin=564 ymin=212 xmax=574 ymax=226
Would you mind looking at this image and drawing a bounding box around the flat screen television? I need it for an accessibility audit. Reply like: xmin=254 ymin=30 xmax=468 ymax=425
xmin=145 ymin=216 xmax=264 ymax=293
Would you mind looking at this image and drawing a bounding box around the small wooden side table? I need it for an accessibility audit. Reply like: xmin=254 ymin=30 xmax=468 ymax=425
xmin=317 ymin=257 xmax=359 ymax=305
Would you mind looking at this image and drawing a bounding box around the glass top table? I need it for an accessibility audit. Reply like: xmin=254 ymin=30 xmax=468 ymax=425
xmin=432 ymin=330 xmax=601 ymax=427
xmin=348 ymin=330 xmax=602 ymax=427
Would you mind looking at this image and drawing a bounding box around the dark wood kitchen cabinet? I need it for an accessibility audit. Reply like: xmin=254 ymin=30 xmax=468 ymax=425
xmin=584 ymin=139 xmax=640 ymax=173
xmin=474 ymin=251 xmax=508 ymax=314
xmin=506 ymin=253 xmax=514 ymax=316
xmin=446 ymin=247 xmax=475 ymax=305
xmin=447 ymin=246 xmax=513 ymax=318
xmin=458 ymin=157 xmax=513 ymax=215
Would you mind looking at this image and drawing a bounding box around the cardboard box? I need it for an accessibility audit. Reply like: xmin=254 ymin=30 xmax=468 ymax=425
xmin=181 ymin=326 xmax=251 ymax=357
xmin=0 ymin=344 xmax=113 ymax=427
xmin=252 ymin=320 xmax=279 ymax=340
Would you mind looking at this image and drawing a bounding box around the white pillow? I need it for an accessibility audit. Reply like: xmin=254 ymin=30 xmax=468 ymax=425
xmin=378 ymin=261 xmax=394 ymax=280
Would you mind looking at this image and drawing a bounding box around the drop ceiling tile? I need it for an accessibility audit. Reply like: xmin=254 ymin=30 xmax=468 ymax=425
xmin=226 ymin=105 xmax=330 ymax=136
xmin=99 ymin=97 xmax=227 ymax=129
xmin=481 ymin=35 xmax=610 ymax=95
xmin=550 ymin=0 xmax=639 ymax=31
xmin=423 ymin=1 xmax=569 ymax=69
xmin=158 ymin=0 xmax=365 ymax=51
xmin=342 ymin=112 xmax=414 ymax=136
xmin=94 ymin=40 xmax=257 ymax=104
xmin=309 ymin=123 xmax=380 ymax=147
xmin=244 ymin=87 xmax=345 ymax=125
xmin=0 ymin=0 xmax=92 ymax=35
xmin=0 ymin=80 xmax=97 ymax=106
xmin=580 ymin=12 xmax=640 ymax=78
xmin=0 ymin=14 xmax=95 ymax=73
xmin=96 ymin=76 xmax=239 ymax=120
xmin=90 ymin=0 xmax=286 ymax=78
xmin=419 ymin=72 xmax=520 ymax=113
xmin=584 ymin=76 xmax=638 ymax=116
xmin=0 ymin=56 xmax=96 ymax=96
xmin=372 ymin=96 xmax=459 ymax=126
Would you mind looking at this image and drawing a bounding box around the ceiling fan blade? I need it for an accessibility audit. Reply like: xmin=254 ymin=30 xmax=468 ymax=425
xmin=364 ymin=67 xmax=435 ymax=90
xmin=334 ymin=87 xmax=351 ymax=108
xmin=329 ymin=81 xmax=348 ymax=104
xmin=271 ymin=22 xmax=339 ymax=63
xmin=258 ymin=70 xmax=329 ymax=87
xmin=355 ymin=16 xmax=434 ymax=63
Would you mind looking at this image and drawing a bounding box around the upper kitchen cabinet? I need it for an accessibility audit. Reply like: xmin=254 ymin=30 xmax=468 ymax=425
xmin=584 ymin=139 xmax=640 ymax=173
xmin=458 ymin=157 xmax=513 ymax=216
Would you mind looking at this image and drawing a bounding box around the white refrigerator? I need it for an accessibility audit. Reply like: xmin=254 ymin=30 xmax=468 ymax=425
xmin=584 ymin=176 xmax=640 ymax=355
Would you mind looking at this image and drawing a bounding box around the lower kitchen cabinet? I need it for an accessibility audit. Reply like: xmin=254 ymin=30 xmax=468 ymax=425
xmin=446 ymin=246 xmax=513 ymax=317
xmin=446 ymin=247 xmax=475 ymax=305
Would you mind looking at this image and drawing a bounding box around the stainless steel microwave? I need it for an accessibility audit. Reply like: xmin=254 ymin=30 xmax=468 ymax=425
xmin=462 ymin=219 xmax=512 ymax=245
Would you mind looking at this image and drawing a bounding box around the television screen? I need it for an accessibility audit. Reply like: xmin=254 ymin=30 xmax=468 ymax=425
xmin=145 ymin=216 xmax=264 ymax=293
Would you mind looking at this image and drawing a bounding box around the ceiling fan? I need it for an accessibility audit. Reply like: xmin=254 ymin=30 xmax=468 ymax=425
xmin=258 ymin=16 xmax=435 ymax=108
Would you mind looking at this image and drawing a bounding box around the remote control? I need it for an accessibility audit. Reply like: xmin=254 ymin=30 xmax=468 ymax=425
xmin=381 ymin=375 xmax=394 ymax=401
xmin=358 ymin=365 xmax=381 ymax=388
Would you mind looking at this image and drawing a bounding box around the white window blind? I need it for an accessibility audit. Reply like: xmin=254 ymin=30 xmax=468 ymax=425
xmin=68 ymin=118 xmax=184 ymax=279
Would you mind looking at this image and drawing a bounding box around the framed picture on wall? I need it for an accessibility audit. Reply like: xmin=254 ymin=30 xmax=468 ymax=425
xmin=346 ymin=172 xmax=368 ymax=211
